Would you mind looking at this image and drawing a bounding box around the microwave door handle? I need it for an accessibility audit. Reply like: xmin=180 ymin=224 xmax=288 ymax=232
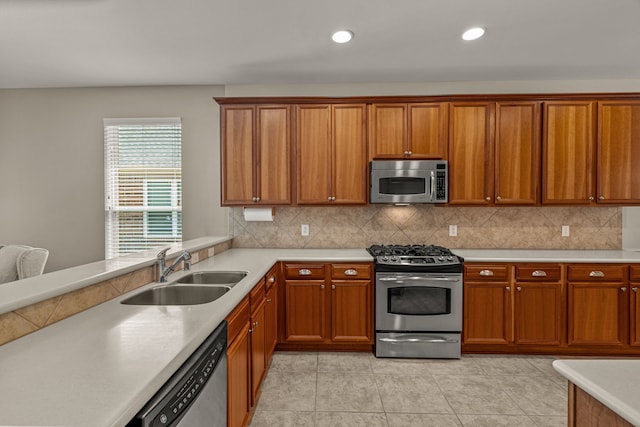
xmin=430 ymin=170 xmax=435 ymax=201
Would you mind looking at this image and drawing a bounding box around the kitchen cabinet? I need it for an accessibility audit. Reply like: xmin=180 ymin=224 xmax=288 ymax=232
xmin=226 ymin=297 xmax=251 ymax=427
xmin=249 ymin=279 xmax=266 ymax=406
xmin=542 ymin=101 xmax=596 ymax=204
xmin=513 ymin=264 xmax=564 ymax=346
xmin=368 ymin=102 xmax=448 ymax=160
xmin=630 ymin=266 xmax=640 ymax=346
xmin=597 ymin=101 xmax=640 ymax=204
xmin=463 ymin=264 xmax=511 ymax=345
xmin=295 ymin=104 xmax=367 ymax=204
xmin=449 ymin=101 xmax=541 ymax=205
xmin=281 ymin=262 xmax=373 ymax=350
xmin=221 ymin=104 xmax=291 ymax=206
xmin=448 ymin=102 xmax=495 ymax=205
xmin=264 ymin=266 xmax=278 ymax=362
xmin=569 ymin=383 xmax=634 ymax=427
xmin=567 ymin=264 xmax=628 ymax=347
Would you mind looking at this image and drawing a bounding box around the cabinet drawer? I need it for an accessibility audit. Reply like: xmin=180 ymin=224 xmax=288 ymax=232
xmin=330 ymin=263 xmax=372 ymax=280
xmin=568 ymin=264 xmax=627 ymax=282
xmin=226 ymin=296 xmax=250 ymax=343
xmin=515 ymin=265 xmax=562 ymax=282
xmin=250 ymin=278 xmax=266 ymax=312
xmin=265 ymin=265 xmax=278 ymax=290
xmin=464 ymin=265 xmax=509 ymax=282
xmin=284 ymin=263 xmax=325 ymax=280
xmin=631 ymin=265 xmax=640 ymax=281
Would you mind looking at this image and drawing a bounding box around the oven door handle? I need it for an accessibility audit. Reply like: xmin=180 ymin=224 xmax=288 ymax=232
xmin=379 ymin=336 xmax=459 ymax=344
xmin=378 ymin=276 xmax=460 ymax=282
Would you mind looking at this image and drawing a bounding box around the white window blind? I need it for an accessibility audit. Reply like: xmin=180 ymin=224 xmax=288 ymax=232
xmin=104 ymin=118 xmax=182 ymax=259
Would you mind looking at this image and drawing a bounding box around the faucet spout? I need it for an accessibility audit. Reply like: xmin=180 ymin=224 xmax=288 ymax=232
xmin=156 ymin=249 xmax=191 ymax=283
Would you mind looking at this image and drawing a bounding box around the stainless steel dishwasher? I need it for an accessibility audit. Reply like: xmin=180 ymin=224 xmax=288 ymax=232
xmin=127 ymin=321 xmax=227 ymax=427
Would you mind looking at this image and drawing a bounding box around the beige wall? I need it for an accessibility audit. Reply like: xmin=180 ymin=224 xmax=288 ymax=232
xmin=0 ymin=86 xmax=227 ymax=272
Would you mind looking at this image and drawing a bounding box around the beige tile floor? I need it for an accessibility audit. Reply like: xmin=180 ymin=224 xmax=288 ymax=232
xmin=249 ymin=352 xmax=568 ymax=427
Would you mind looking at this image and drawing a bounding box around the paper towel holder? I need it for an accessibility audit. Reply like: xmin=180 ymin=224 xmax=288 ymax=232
xmin=243 ymin=207 xmax=275 ymax=222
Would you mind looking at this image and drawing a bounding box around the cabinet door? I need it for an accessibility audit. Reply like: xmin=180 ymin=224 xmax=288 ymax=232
xmin=514 ymin=282 xmax=564 ymax=345
xmin=495 ymin=102 xmax=540 ymax=205
xmin=332 ymin=104 xmax=367 ymax=204
xmin=227 ymin=323 xmax=250 ymax=427
xmin=331 ymin=280 xmax=372 ymax=343
xmin=250 ymin=300 xmax=266 ymax=406
xmin=256 ymin=105 xmax=291 ymax=204
xmin=368 ymin=103 xmax=407 ymax=159
xmin=463 ymin=282 xmax=511 ymax=345
xmin=296 ymin=105 xmax=332 ymax=204
xmin=284 ymin=280 xmax=326 ymax=342
xmin=542 ymin=101 xmax=596 ymax=204
xmin=568 ymin=283 xmax=628 ymax=346
xmin=265 ymin=281 xmax=278 ymax=360
xmin=221 ymin=106 xmax=255 ymax=205
xmin=408 ymin=103 xmax=448 ymax=159
xmin=448 ymin=102 xmax=495 ymax=205
xmin=597 ymin=101 xmax=640 ymax=204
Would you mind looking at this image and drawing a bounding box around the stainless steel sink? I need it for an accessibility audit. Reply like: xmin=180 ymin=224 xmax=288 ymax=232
xmin=121 ymin=285 xmax=231 ymax=305
xmin=175 ymin=271 xmax=247 ymax=286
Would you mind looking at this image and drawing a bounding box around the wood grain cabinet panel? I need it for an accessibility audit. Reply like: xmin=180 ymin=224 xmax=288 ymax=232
xmin=464 ymin=281 xmax=511 ymax=345
xmin=296 ymin=104 xmax=367 ymax=204
xmin=598 ymin=101 xmax=640 ymax=203
xmin=542 ymin=101 xmax=596 ymax=204
xmin=448 ymin=102 xmax=495 ymax=205
xmin=284 ymin=280 xmax=326 ymax=342
xmin=494 ymin=101 xmax=540 ymax=205
xmin=221 ymin=104 xmax=291 ymax=205
xmin=226 ymin=297 xmax=251 ymax=427
xmin=514 ymin=282 xmax=564 ymax=345
xmin=630 ymin=266 xmax=640 ymax=347
xmin=331 ymin=280 xmax=372 ymax=343
xmin=368 ymin=103 xmax=448 ymax=160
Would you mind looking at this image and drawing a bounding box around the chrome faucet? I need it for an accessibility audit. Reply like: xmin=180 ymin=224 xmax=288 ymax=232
xmin=156 ymin=248 xmax=192 ymax=283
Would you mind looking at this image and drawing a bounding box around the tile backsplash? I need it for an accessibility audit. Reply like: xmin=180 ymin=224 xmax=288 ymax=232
xmin=231 ymin=206 xmax=621 ymax=250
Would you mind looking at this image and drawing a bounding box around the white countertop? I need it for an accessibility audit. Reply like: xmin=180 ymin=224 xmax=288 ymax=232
xmin=0 ymin=247 xmax=371 ymax=427
xmin=553 ymin=359 xmax=640 ymax=425
xmin=455 ymin=249 xmax=640 ymax=263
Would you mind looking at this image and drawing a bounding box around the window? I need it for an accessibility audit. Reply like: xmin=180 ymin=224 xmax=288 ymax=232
xmin=104 ymin=118 xmax=182 ymax=259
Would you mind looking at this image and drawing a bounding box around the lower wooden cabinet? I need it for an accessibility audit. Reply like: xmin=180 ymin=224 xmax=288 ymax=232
xmin=281 ymin=262 xmax=373 ymax=350
xmin=226 ymin=297 xmax=251 ymax=427
xmin=249 ymin=280 xmax=267 ymax=406
xmin=264 ymin=268 xmax=278 ymax=360
xmin=569 ymin=383 xmax=633 ymax=427
xmin=630 ymin=266 xmax=640 ymax=347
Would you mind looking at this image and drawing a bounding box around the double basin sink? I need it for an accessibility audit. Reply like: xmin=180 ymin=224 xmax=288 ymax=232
xmin=121 ymin=271 xmax=247 ymax=306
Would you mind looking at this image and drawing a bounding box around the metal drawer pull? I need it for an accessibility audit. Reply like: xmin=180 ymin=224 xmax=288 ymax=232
xmin=479 ymin=270 xmax=494 ymax=277
xmin=298 ymin=269 xmax=312 ymax=275
xmin=344 ymin=269 xmax=358 ymax=276
xmin=621 ymin=287 xmax=627 ymax=292
xmin=379 ymin=337 xmax=459 ymax=344
xmin=589 ymin=271 xmax=605 ymax=278
xmin=532 ymin=270 xmax=547 ymax=277
xmin=516 ymin=286 xmax=522 ymax=291
xmin=268 ymin=276 xmax=275 ymax=283
xmin=633 ymin=287 xmax=638 ymax=292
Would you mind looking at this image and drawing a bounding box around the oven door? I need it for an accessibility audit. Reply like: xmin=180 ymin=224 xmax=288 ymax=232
xmin=375 ymin=272 xmax=462 ymax=332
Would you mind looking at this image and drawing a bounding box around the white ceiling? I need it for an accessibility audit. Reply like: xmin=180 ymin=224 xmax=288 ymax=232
xmin=1 ymin=0 xmax=639 ymax=89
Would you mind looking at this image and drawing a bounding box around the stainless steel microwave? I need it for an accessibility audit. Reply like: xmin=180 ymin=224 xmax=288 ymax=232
xmin=370 ymin=160 xmax=448 ymax=204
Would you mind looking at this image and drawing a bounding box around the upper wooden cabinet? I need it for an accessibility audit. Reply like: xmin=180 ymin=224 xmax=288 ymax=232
xmin=368 ymin=103 xmax=448 ymax=160
xmin=296 ymin=104 xmax=367 ymax=205
xmin=495 ymin=102 xmax=541 ymax=205
xmin=221 ymin=104 xmax=291 ymax=206
xmin=597 ymin=101 xmax=640 ymax=204
xmin=448 ymin=102 xmax=495 ymax=205
xmin=542 ymin=101 xmax=596 ymax=204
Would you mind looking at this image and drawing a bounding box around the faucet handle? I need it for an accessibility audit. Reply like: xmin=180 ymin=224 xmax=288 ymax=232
xmin=157 ymin=247 xmax=170 ymax=259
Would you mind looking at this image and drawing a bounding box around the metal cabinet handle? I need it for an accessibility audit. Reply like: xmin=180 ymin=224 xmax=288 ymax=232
xmin=506 ymin=286 xmax=510 ymax=291
xmin=532 ymin=270 xmax=547 ymax=277
xmin=266 ymin=298 xmax=272 ymax=302
xmin=589 ymin=196 xmax=595 ymax=201
xmin=321 ymin=284 xmax=325 ymax=289
xmin=331 ymin=284 xmax=336 ymax=289
xmin=253 ymin=321 xmax=259 ymax=326
xmin=599 ymin=196 xmax=605 ymax=200
xmin=485 ymin=196 xmax=491 ymax=201
xmin=268 ymin=276 xmax=275 ymax=283
xmin=479 ymin=270 xmax=494 ymax=277
xmin=344 ymin=269 xmax=358 ymax=276
xmin=516 ymin=286 xmax=522 ymax=291
xmin=298 ymin=269 xmax=312 ymax=275
xmin=621 ymin=287 xmax=627 ymax=292
xmin=633 ymin=287 xmax=638 ymax=292
xmin=379 ymin=336 xmax=459 ymax=344
xmin=496 ymin=196 xmax=502 ymax=201
xmin=589 ymin=271 xmax=605 ymax=278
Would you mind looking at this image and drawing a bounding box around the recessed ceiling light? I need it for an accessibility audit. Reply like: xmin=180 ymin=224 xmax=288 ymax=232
xmin=332 ymin=30 xmax=354 ymax=44
xmin=462 ymin=27 xmax=485 ymax=41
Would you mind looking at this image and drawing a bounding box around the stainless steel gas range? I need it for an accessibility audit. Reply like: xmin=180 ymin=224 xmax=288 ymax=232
xmin=367 ymin=244 xmax=464 ymax=359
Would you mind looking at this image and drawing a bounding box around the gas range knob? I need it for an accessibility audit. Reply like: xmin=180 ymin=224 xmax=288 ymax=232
xmin=390 ymin=256 xmax=399 ymax=262
xmin=381 ymin=256 xmax=388 ymax=261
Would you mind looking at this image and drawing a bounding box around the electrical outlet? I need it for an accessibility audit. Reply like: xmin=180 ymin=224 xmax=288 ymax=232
xmin=449 ymin=225 xmax=458 ymax=237
xmin=562 ymin=225 xmax=570 ymax=237
xmin=301 ymin=224 xmax=309 ymax=236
